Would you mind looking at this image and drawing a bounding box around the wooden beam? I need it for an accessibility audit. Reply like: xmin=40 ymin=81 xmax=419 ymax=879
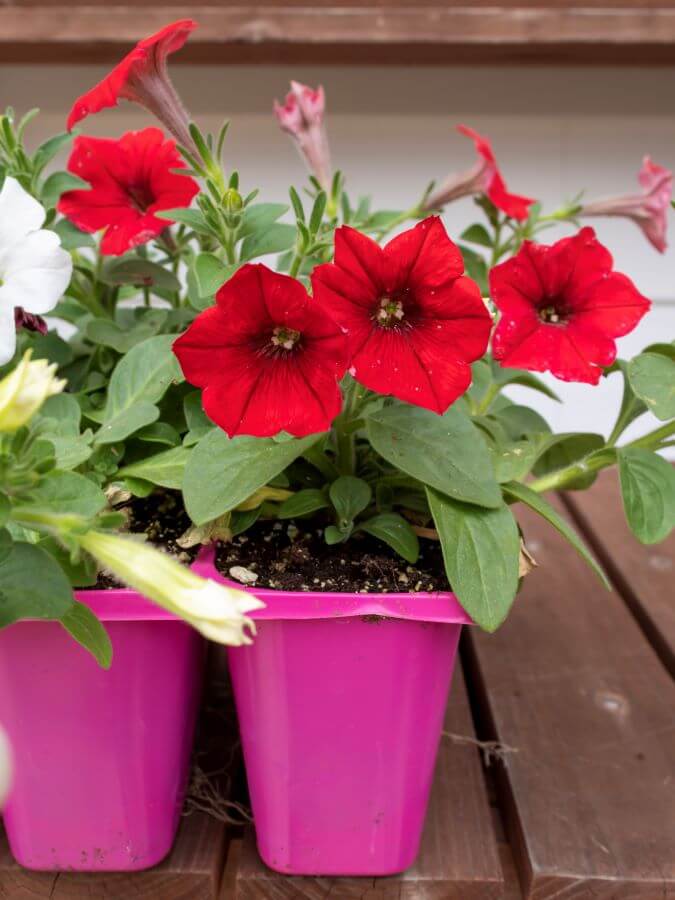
xmin=3 ymin=6 xmax=675 ymax=65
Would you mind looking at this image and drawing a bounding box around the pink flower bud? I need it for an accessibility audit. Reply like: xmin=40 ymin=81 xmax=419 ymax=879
xmin=580 ymin=157 xmax=672 ymax=253
xmin=274 ymin=82 xmax=331 ymax=191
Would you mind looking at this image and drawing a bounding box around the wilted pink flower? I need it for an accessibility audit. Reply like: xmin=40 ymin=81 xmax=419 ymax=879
xmin=424 ymin=124 xmax=535 ymax=221
xmin=274 ymin=81 xmax=331 ymax=191
xmin=581 ymin=157 xmax=672 ymax=253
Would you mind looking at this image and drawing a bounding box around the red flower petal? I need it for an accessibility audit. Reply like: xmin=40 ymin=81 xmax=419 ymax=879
xmin=458 ymin=124 xmax=535 ymax=222
xmin=383 ymin=216 xmax=463 ymax=289
xmin=174 ymin=264 xmax=348 ymax=438
xmin=67 ymin=20 xmax=195 ymax=131
xmin=57 ymin=128 xmax=199 ymax=256
xmin=312 ymin=217 xmax=490 ymax=413
xmin=575 ymin=272 xmax=651 ymax=337
xmin=490 ymin=228 xmax=651 ymax=384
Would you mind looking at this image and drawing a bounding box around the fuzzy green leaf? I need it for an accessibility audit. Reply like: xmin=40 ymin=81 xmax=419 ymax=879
xmin=183 ymin=429 xmax=324 ymax=524
xmin=618 ymin=448 xmax=675 ymax=544
xmin=427 ymin=488 xmax=520 ymax=631
xmin=367 ymin=403 xmax=501 ymax=508
xmin=502 ymin=480 xmax=610 ymax=588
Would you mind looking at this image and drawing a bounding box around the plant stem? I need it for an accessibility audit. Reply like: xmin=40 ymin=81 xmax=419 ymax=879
xmin=527 ymin=420 xmax=675 ymax=494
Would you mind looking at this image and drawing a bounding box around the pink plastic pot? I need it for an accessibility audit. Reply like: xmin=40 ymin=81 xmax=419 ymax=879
xmin=0 ymin=586 xmax=204 ymax=872
xmin=198 ymin=553 xmax=472 ymax=877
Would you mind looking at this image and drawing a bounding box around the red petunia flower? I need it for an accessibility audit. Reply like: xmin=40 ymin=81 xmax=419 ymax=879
xmin=490 ymin=227 xmax=651 ymax=385
xmin=427 ymin=125 xmax=535 ymax=221
xmin=311 ymin=216 xmax=492 ymax=414
xmin=173 ymin=264 xmax=349 ymax=438
xmin=67 ymin=20 xmax=195 ymax=150
xmin=58 ymin=128 xmax=199 ymax=256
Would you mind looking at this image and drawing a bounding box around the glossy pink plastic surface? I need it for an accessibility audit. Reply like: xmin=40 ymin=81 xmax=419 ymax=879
xmin=202 ymin=550 xmax=471 ymax=877
xmin=0 ymin=587 xmax=203 ymax=872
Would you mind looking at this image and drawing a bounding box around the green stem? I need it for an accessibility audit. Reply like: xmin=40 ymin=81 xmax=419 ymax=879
xmin=374 ymin=204 xmax=423 ymax=242
xmin=288 ymin=249 xmax=305 ymax=279
xmin=527 ymin=420 xmax=675 ymax=494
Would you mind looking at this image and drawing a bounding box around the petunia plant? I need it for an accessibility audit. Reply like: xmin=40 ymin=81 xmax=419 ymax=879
xmin=1 ymin=18 xmax=673 ymax=636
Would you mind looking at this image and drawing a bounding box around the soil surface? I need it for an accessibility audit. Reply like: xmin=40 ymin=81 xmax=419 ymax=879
xmin=215 ymin=519 xmax=449 ymax=594
xmin=93 ymin=490 xmax=198 ymax=588
xmin=94 ymin=490 xmax=449 ymax=593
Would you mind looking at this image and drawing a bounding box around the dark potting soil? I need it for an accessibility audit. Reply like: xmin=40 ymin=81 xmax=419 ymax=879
xmin=92 ymin=489 xmax=449 ymax=593
xmin=92 ymin=490 xmax=199 ymax=589
xmin=214 ymin=520 xmax=449 ymax=594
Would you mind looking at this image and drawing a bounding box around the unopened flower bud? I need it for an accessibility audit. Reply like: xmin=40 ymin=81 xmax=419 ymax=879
xmin=77 ymin=530 xmax=265 ymax=646
xmin=0 ymin=351 xmax=65 ymax=433
xmin=274 ymin=81 xmax=332 ymax=191
xmin=580 ymin=156 xmax=672 ymax=253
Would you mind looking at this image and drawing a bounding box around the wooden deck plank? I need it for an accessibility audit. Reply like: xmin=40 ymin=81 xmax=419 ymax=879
xmin=4 ymin=5 xmax=675 ymax=65
xmin=0 ymin=811 xmax=225 ymax=899
xmin=229 ymin=665 xmax=505 ymax=899
xmin=563 ymin=469 xmax=675 ymax=677
xmin=466 ymin=495 xmax=675 ymax=900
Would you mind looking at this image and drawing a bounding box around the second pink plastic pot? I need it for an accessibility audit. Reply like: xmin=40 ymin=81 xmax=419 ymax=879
xmin=0 ymin=588 xmax=204 ymax=872
xmin=203 ymin=554 xmax=472 ymax=877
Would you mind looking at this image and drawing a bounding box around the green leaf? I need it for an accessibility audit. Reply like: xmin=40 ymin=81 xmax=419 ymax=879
xmin=324 ymin=524 xmax=349 ymax=545
xmin=0 ymin=541 xmax=74 ymax=627
xmin=52 ymin=217 xmax=96 ymax=249
xmin=37 ymin=536 xmax=96 ymax=587
xmin=135 ymin=422 xmax=180 ymax=446
xmin=95 ymin=335 xmax=181 ymax=445
xmin=502 ymin=480 xmax=610 ymax=588
xmin=492 ymin=363 xmax=561 ymax=402
xmin=329 ymin=476 xmax=372 ymax=527
xmin=85 ymin=315 xmax=166 ymax=354
xmin=60 ymin=601 xmax=112 ymax=668
xmin=427 ymin=488 xmax=520 ymax=631
xmin=358 ymin=513 xmax=419 ymax=564
xmin=119 ymin=446 xmax=191 ymax=490
xmin=239 ymin=203 xmax=288 ymax=238
xmin=33 ymin=132 xmax=73 ymax=173
xmin=494 ymin=404 xmax=552 ymax=439
xmin=240 ymin=224 xmax=296 ymax=261
xmin=627 ymin=351 xmax=675 ymax=421
xmin=16 ymin=471 xmax=107 ymax=520
xmin=156 ymin=207 xmax=213 ymax=236
xmin=533 ymin=432 xmax=605 ymax=490
xmin=183 ymin=429 xmax=324 ymax=524
xmin=40 ymin=171 xmax=88 ymax=208
xmin=183 ymin=391 xmax=213 ymax=446
xmin=618 ymin=448 xmax=675 ymax=544
xmin=487 ymin=440 xmax=538 ymax=483
xmin=194 ymin=253 xmax=235 ymax=299
xmin=366 ymin=404 xmax=501 ymax=508
xmin=0 ymin=528 xmax=12 ymax=564
xmin=277 ymin=489 xmax=330 ymax=519
xmin=101 ymin=258 xmax=181 ymax=292
xmin=460 ymin=223 xmax=492 ymax=247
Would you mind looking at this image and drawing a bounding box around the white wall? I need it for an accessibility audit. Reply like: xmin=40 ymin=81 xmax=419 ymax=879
xmin=2 ymin=64 xmax=673 ymax=442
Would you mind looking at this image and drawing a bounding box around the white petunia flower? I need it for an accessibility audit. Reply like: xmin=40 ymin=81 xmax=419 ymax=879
xmin=0 ymin=177 xmax=73 ymax=365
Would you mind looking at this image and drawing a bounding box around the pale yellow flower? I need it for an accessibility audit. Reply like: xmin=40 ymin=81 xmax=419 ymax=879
xmin=0 ymin=351 xmax=65 ymax=432
xmin=77 ymin=530 xmax=264 ymax=645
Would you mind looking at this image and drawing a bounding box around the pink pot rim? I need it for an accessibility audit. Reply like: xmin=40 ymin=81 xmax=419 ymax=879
xmin=70 ymin=547 xmax=472 ymax=626
xmin=195 ymin=548 xmax=473 ymax=625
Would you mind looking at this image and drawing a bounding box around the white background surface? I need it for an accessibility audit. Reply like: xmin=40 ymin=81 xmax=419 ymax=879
xmin=2 ymin=63 xmax=673 ymax=442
